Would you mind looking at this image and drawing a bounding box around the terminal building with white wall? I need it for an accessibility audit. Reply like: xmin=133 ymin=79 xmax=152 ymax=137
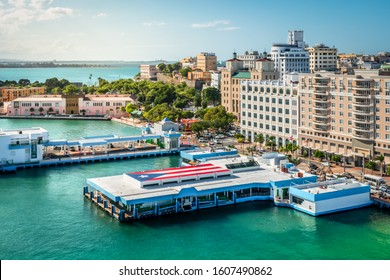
xmin=0 ymin=127 xmax=48 ymax=165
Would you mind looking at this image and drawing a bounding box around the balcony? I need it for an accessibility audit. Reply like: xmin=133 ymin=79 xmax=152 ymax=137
xmin=353 ymin=116 xmax=374 ymax=124
xmin=313 ymin=123 xmax=330 ymax=132
xmin=353 ymin=97 xmax=372 ymax=106
xmin=353 ymin=125 xmax=374 ymax=132
xmin=313 ymin=86 xmax=328 ymax=93
xmin=314 ymin=103 xmax=329 ymax=109
xmin=353 ymin=106 xmax=374 ymax=114
xmin=313 ymin=109 xmax=329 ymax=116
xmin=353 ymin=131 xmax=373 ymax=140
xmin=313 ymin=95 xmax=329 ymax=102
xmin=313 ymin=116 xmax=329 ymax=124
xmin=353 ymin=88 xmax=372 ymax=97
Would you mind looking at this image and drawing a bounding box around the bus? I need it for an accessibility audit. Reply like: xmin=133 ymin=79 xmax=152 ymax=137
xmin=364 ymin=174 xmax=385 ymax=187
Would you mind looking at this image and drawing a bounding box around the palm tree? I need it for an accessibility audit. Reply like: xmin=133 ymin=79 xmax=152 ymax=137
xmin=48 ymin=107 xmax=54 ymax=114
xmin=375 ymin=154 xmax=385 ymax=177
xmin=254 ymin=133 xmax=264 ymax=150
xmin=38 ymin=107 xmax=44 ymax=115
xmin=29 ymin=107 xmax=35 ymax=115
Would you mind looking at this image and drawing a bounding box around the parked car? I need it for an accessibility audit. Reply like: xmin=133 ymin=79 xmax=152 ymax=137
xmin=198 ymin=137 xmax=208 ymax=143
xmin=215 ymin=134 xmax=225 ymax=139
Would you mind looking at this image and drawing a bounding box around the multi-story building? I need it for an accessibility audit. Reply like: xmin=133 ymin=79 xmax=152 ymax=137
xmin=307 ymin=44 xmax=337 ymax=73
xmin=270 ymin=30 xmax=309 ymax=81
xmin=0 ymin=87 xmax=46 ymax=103
xmin=299 ymin=70 xmax=390 ymax=165
xmin=236 ymin=50 xmax=263 ymax=69
xmin=0 ymin=127 xmax=48 ymax=165
xmin=7 ymin=95 xmax=134 ymax=116
xmin=240 ymin=80 xmax=299 ymax=146
xmin=140 ymin=65 xmax=158 ymax=80
xmin=210 ymin=71 xmax=221 ymax=89
xmin=196 ymin=52 xmax=217 ymax=72
xmin=221 ymin=53 xmax=279 ymax=120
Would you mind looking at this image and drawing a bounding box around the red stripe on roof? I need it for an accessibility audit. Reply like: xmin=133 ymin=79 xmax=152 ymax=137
xmin=147 ymin=169 xmax=230 ymax=181
xmin=130 ymin=163 xmax=214 ymax=174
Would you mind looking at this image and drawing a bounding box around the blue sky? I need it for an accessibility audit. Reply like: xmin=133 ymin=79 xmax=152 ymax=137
xmin=0 ymin=0 xmax=389 ymax=61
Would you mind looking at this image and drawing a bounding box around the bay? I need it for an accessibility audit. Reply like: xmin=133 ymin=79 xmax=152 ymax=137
xmin=0 ymin=65 xmax=140 ymax=85
xmin=0 ymin=119 xmax=389 ymax=260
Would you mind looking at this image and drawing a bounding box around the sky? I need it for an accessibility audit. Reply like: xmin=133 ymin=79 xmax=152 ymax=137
xmin=0 ymin=0 xmax=389 ymax=61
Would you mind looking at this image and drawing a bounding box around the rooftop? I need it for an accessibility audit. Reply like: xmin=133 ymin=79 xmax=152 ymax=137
xmin=0 ymin=127 xmax=48 ymax=136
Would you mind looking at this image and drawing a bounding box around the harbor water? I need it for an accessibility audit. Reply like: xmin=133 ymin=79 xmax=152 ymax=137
xmin=0 ymin=119 xmax=389 ymax=260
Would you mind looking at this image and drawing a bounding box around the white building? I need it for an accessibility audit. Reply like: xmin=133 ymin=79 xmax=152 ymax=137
xmin=240 ymin=80 xmax=299 ymax=146
xmin=270 ymin=30 xmax=309 ymax=81
xmin=237 ymin=50 xmax=264 ymax=69
xmin=210 ymin=71 xmax=221 ymax=89
xmin=0 ymin=127 xmax=48 ymax=165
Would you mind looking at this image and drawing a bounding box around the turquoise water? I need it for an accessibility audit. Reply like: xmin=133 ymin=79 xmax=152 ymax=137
xmin=0 ymin=65 xmax=139 ymax=85
xmin=0 ymin=119 xmax=390 ymax=260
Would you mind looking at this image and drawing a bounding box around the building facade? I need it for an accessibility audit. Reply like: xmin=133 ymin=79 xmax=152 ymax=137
xmin=0 ymin=87 xmax=46 ymax=103
xmin=299 ymin=70 xmax=390 ymax=165
xmin=0 ymin=127 xmax=48 ymax=165
xmin=196 ymin=52 xmax=217 ymax=72
xmin=140 ymin=65 xmax=158 ymax=80
xmin=307 ymin=44 xmax=337 ymax=73
xmin=236 ymin=50 xmax=263 ymax=69
xmin=7 ymin=95 xmax=134 ymax=116
xmin=221 ymin=55 xmax=279 ymax=120
xmin=240 ymin=80 xmax=299 ymax=146
xmin=270 ymin=30 xmax=309 ymax=81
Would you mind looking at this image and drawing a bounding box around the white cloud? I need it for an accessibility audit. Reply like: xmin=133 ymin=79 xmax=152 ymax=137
xmin=191 ymin=20 xmax=229 ymax=28
xmin=0 ymin=0 xmax=73 ymax=33
xmin=143 ymin=21 xmax=166 ymax=26
xmin=218 ymin=26 xmax=240 ymax=31
xmin=38 ymin=7 xmax=73 ymax=21
xmin=94 ymin=12 xmax=109 ymax=18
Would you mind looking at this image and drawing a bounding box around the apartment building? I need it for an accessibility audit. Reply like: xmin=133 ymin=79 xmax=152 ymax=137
xmin=240 ymin=80 xmax=299 ymax=146
xmin=221 ymin=54 xmax=279 ymax=120
xmin=299 ymin=70 xmax=390 ymax=165
xmin=140 ymin=64 xmax=158 ymax=80
xmin=307 ymin=44 xmax=337 ymax=73
xmin=196 ymin=52 xmax=217 ymax=72
xmin=0 ymin=87 xmax=46 ymax=103
xmin=270 ymin=30 xmax=310 ymax=81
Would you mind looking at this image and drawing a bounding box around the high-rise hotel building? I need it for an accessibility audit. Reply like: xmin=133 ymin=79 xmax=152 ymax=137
xmin=299 ymin=70 xmax=390 ymax=165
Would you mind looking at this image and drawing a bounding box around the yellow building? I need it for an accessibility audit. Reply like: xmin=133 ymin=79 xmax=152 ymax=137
xmin=0 ymin=87 xmax=46 ymax=103
xmin=196 ymin=52 xmax=217 ymax=72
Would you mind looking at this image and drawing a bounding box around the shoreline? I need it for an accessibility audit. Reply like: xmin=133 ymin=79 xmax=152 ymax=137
xmin=111 ymin=117 xmax=148 ymax=128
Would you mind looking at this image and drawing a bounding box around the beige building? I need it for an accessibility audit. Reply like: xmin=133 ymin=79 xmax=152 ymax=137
xmin=307 ymin=44 xmax=337 ymax=73
xmin=299 ymin=70 xmax=390 ymax=166
xmin=140 ymin=65 xmax=158 ymax=80
xmin=196 ymin=52 xmax=217 ymax=72
xmin=221 ymin=55 xmax=279 ymax=120
xmin=0 ymin=87 xmax=46 ymax=103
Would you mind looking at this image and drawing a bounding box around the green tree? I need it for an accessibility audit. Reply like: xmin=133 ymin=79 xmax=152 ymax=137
xmin=29 ymin=107 xmax=35 ymax=115
xmin=266 ymin=136 xmax=276 ymax=151
xmin=18 ymin=79 xmax=31 ymax=87
xmin=48 ymin=107 xmax=54 ymax=114
xmin=63 ymin=84 xmax=79 ymax=95
xmin=202 ymin=87 xmax=221 ymax=106
xmin=190 ymin=121 xmax=209 ymax=136
xmin=374 ymin=154 xmax=385 ymax=177
xmin=125 ymin=103 xmax=137 ymax=114
xmin=179 ymin=67 xmax=192 ymax=78
xmin=203 ymin=106 xmax=234 ymax=131
xmin=313 ymin=150 xmax=326 ymax=161
xmin=365 ymin=160 xmax=376 ymax=175
xmin=38 ymin=107 xmax=44 ymax=115
xmin=194 ymin=93 xmax=202 ymax=108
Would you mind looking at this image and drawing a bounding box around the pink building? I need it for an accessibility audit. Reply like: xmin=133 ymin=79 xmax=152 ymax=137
xmin=7 ymin=95 xmax=135 ymax=116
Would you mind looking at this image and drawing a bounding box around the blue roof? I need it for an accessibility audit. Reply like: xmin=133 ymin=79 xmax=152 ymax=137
xmin=162 ymin=117 xmax=171 ymax=122
xmin=43 ymin=140 xmax=68 ymax=146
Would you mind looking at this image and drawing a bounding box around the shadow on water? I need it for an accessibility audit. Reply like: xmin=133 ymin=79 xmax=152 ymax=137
xmin=126 ymin=201 xmax=275 ymax=229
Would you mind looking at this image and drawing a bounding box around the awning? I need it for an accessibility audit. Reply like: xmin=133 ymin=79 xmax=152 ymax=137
xmin=43 ymin=140 xmax=68 ymax=146
xmin=78 ymin=139 xmax=108 ymax=147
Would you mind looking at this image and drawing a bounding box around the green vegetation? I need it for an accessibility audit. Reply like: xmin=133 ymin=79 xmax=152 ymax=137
xmin=313 ymin=150 xmax=325 ymax=161
xmin=365 ymin=160 xmax=376 ymax=174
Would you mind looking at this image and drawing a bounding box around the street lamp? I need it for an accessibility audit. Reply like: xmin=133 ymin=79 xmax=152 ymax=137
xmin=362 ymin=153 xmax=365 ymax=181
